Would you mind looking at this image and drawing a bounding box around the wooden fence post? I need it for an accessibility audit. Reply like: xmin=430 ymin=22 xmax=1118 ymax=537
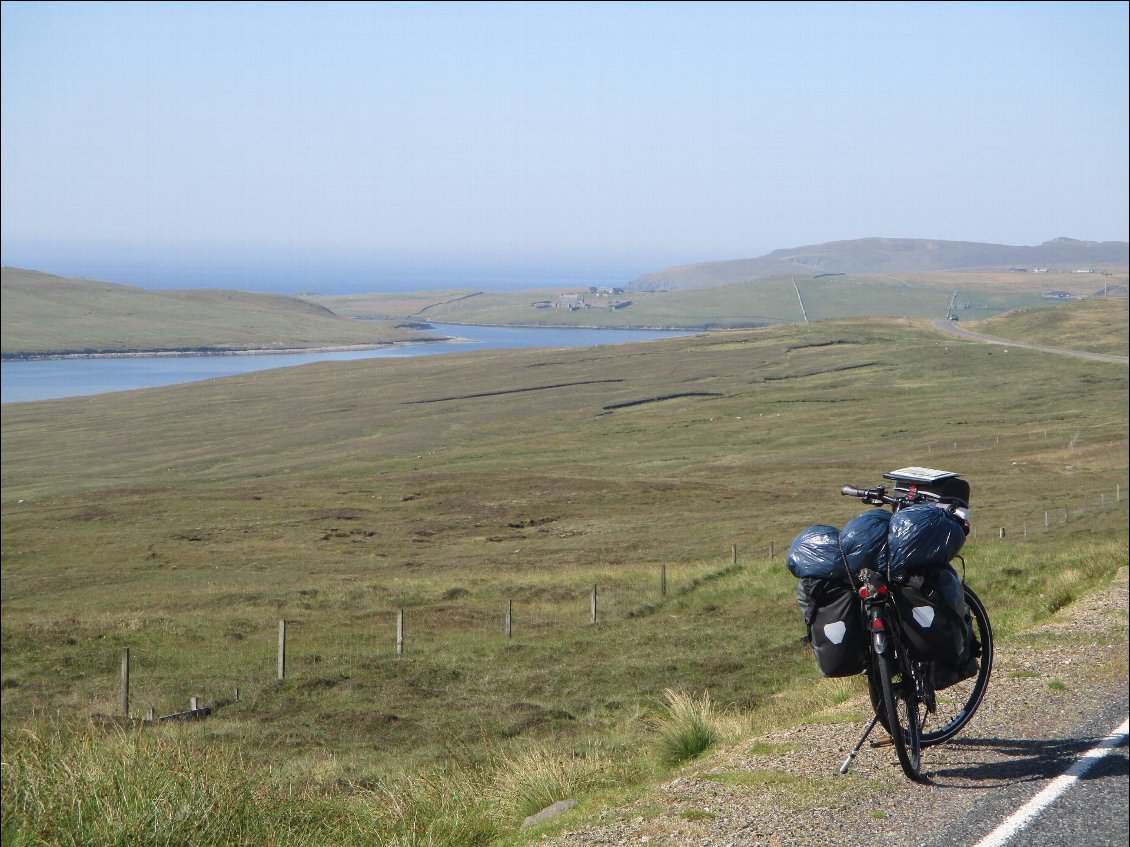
xmin=277 ymin=620 xmax=286 ymax=679
xmin=731 ymin=544 xmax=737 ymax=567
xmin=505 ymin=600 xmax=512 ymax=638
xmin=120 ymin=647 xmax=130 ymax=718
xmin=590 ymin=585 xmax=597 ymax=624
xmin=660 ymin=563 xmax=667 ymax=597
xmin=396 ymin=609 xmax=405 ymax=655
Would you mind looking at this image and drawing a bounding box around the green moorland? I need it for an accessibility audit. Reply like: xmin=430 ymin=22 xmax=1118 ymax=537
xmin=306 ymin=270 xmax=1129 ymax=329
xmin=974 ymin=296 xmax=1130 ymax=356
xmin=2 ymin=313 xmax=1128 ymax=845
xmin=0 ymin=268 xmax=430 ymax=356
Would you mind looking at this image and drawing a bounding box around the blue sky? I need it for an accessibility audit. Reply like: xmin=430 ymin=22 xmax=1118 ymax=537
xmin=2 ymin=0 xmax=1127 ymax=292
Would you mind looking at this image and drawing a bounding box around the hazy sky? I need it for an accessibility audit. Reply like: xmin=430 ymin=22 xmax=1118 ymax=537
xmin=2 ymin=0 xmax=1128 ymax=291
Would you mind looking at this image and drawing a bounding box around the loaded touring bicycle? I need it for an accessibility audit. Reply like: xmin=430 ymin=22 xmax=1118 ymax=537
xmin=788 ymin=467 xmax=993 ymax=782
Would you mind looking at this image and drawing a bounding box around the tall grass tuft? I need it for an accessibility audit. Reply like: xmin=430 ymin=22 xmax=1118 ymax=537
xmin=489 ymin=743 xmax=624 ymax=821
xmin=653 ymin=689 xmax=720 ymax=766
xmin=368 ymin=763 xmax=498 ymax=847
xmin=0 ymin=719 xmax=357 ymax=847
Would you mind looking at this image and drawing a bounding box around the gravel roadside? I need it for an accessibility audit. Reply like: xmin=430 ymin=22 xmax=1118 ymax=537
xmin=535 ymin=568 xmax=1129 ymax=847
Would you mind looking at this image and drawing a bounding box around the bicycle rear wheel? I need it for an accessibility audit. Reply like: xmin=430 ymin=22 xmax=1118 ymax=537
xmin=921 ymin=585 xmax=993 ymax=745
xmin=875 ymin=647 xmax=926 ymax=782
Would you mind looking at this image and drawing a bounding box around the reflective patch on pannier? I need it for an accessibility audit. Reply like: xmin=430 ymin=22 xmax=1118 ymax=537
xmin=911 ymin=606 xmax=935 ymax=628
xmin=796 ymin=577 xmax=867 ymax=677
xmin=823 ymin=620 xmax=847 ymax=645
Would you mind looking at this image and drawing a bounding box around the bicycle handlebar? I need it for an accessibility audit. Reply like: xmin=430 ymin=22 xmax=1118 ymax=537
xmin=841 ymin=484 xmax=944 ymax=506
xmin=842 ymin=483 xmax=970 ymax=535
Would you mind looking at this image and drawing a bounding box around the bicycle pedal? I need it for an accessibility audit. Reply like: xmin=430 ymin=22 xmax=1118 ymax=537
xmin=869 ymin=735 xmax=894 ymax=749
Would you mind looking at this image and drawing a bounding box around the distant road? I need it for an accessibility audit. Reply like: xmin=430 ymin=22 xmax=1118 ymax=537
xmin=932 ymin=320 xmax=1129 ymax=365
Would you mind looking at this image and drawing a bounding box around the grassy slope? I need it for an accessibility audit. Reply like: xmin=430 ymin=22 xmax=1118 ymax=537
xmin=307 ymin=270 xmax=1128 ymax=329
xmin=972 ymin=297 xmax=1130 ymax=356
xmin=2 ymin=312 xmax=1127 ymax=787
xmin=1 ymin=268 xmax=429 ymax=355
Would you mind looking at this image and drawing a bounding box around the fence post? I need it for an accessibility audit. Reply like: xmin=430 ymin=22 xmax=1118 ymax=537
xmin=660 ymin=563 xmax=667 ymax=597
xmin=277 ymin=620 xmax=286 ymax=679
xmin=190 ymin=696 xmax=200 ymax=711
xmin=731 ymin=544 xmax=737 ymax=567
xmin=999 ymin=527 xmax=1006 ymax=540
xmin=590 ymin=585 xmax=598 ymax=624
xmin=396 ymin=609 xmax=405 ymax=655
xmin=120 ymin=647 xmax=130 ymax=718
xmin=769 ymin=541 xmax=775 ymax=559
xmin=505 ymin=600 xmax=512 ymax=638
xmin=1045 ymin=510 xmax=1050 ymax=530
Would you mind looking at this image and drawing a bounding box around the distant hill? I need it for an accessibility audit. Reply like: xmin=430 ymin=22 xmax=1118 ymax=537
xmin=632 ymin=237 xmax=1130 ymax=290
xmin=1 ymin=267 xmax=429 ymax=356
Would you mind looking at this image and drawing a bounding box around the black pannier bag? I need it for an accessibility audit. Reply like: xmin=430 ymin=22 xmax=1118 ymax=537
xmin=796 ymin=577 xmax=868 ymax=677
xmin=890 ymin=564 xmax=968 ymax=663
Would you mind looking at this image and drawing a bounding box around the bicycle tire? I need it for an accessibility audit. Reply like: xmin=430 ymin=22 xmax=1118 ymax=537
xmin=875 ymin=645 xmax=925 ymax=781
xmin=921 ymin=585 xmax=993 ymax=746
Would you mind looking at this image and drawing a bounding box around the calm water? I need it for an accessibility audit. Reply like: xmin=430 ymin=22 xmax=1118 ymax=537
xmin=1 ymin=324 xmax=694 ymax=404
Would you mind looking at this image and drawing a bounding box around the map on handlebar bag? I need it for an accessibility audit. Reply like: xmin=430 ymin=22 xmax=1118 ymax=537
xmin=883 ymin=467 xmax=960 ymax=484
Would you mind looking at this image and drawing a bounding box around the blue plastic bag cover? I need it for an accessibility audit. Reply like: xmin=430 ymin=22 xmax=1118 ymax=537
xmin=840 ymin=509 xmax=891 ymax=575
xmin=887 ymin=504 xmax=966 ymax=572
xmin=786 ymin=525 xmax=847 ymax=580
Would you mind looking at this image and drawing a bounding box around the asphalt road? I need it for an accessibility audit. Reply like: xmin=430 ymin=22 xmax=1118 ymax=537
xmin=931 ymin=320 xmax=1130 ymax=365
xmin=924 ymin=696 xmax=1129 ymax=847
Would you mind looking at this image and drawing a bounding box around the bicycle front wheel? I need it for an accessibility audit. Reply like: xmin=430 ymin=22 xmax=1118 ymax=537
xmin=921 ymin=585 xmax=994 ymax=746
xmin=876 ymin=648 xmax=926 ymax=782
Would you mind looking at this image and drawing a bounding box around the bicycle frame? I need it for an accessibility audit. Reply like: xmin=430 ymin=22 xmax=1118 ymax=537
xmin=855 ymin=567 xmax=927 ymax=781
xmin=835 ymin=470 xmax=993 ymax=782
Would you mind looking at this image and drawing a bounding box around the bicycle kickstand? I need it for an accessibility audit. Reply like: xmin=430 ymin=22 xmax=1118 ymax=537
xmin=839 ymin=714 xmax=880 ymax=775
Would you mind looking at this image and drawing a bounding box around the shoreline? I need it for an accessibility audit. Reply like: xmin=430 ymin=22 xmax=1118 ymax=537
xmin=0 ymin=337 xmax=448 ymax=362
xmin=1 ymin=324 xmax=707 ymax=362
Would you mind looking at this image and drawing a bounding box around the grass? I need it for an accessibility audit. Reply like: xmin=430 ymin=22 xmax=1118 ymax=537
xmin=309 ymin=270 xmax=1129 ymax=330
xmin=973 ymin=297 xmax=1129 ymax=356
xmin=653 ymin=689 xmax=720 ymax=765
xmin=2 ymin=312 xmax=1127 ymax=843
xmin=1 ymin=268 xmax=428 ymax=355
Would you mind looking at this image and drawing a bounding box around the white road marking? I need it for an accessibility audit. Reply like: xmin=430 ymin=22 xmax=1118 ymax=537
xmin=971 ymin=717 xmax=1130 ymax=847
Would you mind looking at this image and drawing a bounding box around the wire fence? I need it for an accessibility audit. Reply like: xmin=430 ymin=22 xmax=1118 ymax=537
xmin=108 ymin=480 xmax=1127 ymax=722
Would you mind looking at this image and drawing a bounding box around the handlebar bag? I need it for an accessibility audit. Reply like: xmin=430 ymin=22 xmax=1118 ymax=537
xmin=887 ymin=504 xmax=966 ymax=574
xmin=840 ymin=509 xmax=891 ymax=575
xmin=890 ymin=565 xmax=968 ymax=663
xmin=786 ymin=525 xmax=849 ymax=581
xmin=796 ymin=577 xmax=867 ymax=677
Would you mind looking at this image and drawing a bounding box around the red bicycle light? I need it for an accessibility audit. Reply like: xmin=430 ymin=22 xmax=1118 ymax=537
xmin=878 ymin=585 xmax=888 ymax=596
xmin=859 ymin=586 xmax=870 ymax=598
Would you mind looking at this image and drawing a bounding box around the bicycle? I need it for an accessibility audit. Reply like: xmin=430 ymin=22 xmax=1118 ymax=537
xmin=835 ymin=469 xmax=994 ymax=783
